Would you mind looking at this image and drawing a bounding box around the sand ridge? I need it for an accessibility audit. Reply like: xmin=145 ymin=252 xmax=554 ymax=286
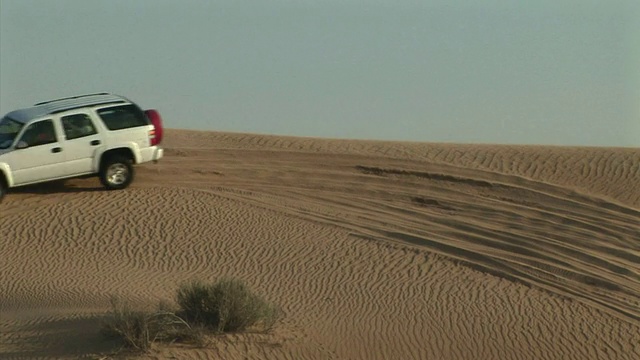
xmin=1 ymin=129 xmax=639 ymax=359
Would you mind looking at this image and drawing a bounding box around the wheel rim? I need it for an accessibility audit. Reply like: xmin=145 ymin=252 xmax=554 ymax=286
xmin=106 ymin=163 xmax=129 ymax=185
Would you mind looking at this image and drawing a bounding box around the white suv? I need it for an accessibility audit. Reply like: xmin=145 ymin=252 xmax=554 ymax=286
xmin=0 ymin=93 xmax=164 ymax=202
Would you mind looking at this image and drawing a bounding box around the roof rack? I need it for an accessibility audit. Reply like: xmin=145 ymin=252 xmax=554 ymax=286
xmin=49 ymin=100 xmax=127 ymax=114
xmin=34 ymin=92 xmax=111 ymax=106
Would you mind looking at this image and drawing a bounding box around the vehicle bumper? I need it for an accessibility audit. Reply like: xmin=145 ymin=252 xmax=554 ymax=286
xmin=139 ymin=146 xmax=164 ymax=164
xmin=153 ymin=147 xmax=164 ymax=162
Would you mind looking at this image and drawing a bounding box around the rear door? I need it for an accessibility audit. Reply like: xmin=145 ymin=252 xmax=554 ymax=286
xmin=60 ymin=112 xmax=102 ymax=175
xmin=9 ymin=119 xmax=67 ymax=185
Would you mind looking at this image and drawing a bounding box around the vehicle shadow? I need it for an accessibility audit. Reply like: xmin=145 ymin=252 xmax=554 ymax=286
xmin=10 ymin=179 xmax=105 ymax=194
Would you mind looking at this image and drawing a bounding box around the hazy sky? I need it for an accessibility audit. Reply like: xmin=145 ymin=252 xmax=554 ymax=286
xmin=1 ymin=0 xmax=638 ymax=146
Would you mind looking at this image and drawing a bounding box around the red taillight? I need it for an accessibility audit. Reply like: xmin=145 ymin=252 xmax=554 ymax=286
xmin=149 ymin=128 xmax=157 ymax=145
xmin=144 ymin=109 xmax=163 ymax=146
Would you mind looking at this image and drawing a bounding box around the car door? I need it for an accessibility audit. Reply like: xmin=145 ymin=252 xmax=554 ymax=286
xmin=9 ymin=119 xmax=67 ymax=185
xmin=60 ymin=112 xmax=102 ymax=175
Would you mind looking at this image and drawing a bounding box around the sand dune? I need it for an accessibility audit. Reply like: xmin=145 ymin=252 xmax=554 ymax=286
xmin=1 ymin=130 xmax=638 ymax=359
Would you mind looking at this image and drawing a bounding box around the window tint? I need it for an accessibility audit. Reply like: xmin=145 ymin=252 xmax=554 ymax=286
xmin=97 ymin=104 xmax=148 ymax=131
xmin=62 ymin=113 xmax=97 ymax=140
xmin=19 ymin=119 xmax=57 ymax=147
xmin=0 ymin=117 xmax=24 ymax=149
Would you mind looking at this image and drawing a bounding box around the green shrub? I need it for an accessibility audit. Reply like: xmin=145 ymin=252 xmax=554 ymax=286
xmin=176 ymin=278 xmax=279 ymax=332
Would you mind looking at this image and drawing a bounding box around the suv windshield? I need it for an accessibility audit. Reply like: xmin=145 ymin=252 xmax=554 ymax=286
xmin=0 ymin=117 xmax=24 ymax=149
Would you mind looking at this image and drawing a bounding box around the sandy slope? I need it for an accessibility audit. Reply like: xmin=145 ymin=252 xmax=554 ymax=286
xmin=0 ymin=130 xmax=638 ymax=359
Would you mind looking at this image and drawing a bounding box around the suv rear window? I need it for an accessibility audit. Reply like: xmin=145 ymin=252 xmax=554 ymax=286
xmin=97 ymin=104 xmax=148 ymax=131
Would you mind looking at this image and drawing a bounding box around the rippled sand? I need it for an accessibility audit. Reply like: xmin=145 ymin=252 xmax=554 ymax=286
xmin=1 ymin=130 xmax=638 ymax=359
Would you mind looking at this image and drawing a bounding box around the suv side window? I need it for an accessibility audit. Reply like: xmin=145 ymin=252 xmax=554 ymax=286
xmin=0 ymin=117 xmax=23 ymax=149
xmin=97 ymin=104 xmax=148 ymax=131
xmin=62 ymin=113 xmax=97 ymax=140
xmin=19 ymin=119 xmax=57 ymax=147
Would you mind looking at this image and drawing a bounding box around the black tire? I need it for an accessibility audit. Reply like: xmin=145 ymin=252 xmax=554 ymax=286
xmin=100 ymin=156 xmax=134 ymax=190
xmin=0 ymin=179 xmax=6 ymax=203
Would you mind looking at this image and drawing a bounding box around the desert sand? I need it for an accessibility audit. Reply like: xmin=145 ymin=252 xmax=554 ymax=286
xmin=0 ymin=129 xmax=638 ymax=359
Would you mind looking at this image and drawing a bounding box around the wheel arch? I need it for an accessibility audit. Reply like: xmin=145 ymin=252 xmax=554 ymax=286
xmin=98 ymin=147 xmax=136 ymax=171
xmin=0 ymin=163 xmax=13 ymax=189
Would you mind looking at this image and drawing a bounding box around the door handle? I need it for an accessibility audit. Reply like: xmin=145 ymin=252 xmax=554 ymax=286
xmin=90 ymin=140 xmax=101 ymax=146
xmin=51 ymin=147 xmax=62 ymax=153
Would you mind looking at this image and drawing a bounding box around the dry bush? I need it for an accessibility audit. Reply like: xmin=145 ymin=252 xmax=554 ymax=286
xmin=101 ymin=277 xmax=278 ymax=351
xmin=176 ymin=278 xmax=279 ymax=333
xmin=101 ymin=296 xmax=199 ymax=352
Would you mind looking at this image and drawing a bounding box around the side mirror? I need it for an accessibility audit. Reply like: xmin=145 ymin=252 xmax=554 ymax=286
xmin=15 ymin=141 xmax=28 ymax=149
